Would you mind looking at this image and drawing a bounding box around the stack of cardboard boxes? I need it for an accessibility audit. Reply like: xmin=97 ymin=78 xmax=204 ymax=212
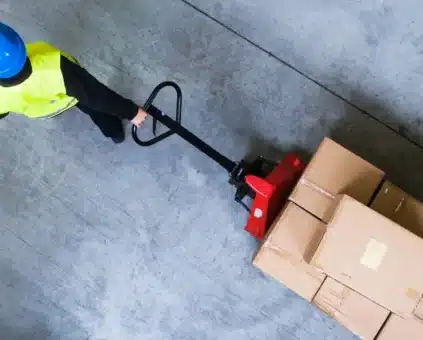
xmin=253 ymin=137 xmax=423 ymax=339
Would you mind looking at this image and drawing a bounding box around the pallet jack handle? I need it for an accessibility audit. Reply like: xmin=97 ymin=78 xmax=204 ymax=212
xmin=132 ymin=81 xmax=237 ymax=173
xmin=132 ymin=82 xmax=306 ymax=239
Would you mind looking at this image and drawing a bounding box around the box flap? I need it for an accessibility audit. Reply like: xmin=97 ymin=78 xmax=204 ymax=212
xmin=253 ymin=202 xmax=327 ymax=301
xmin=311 ymin=196 xmax=423 ymax=317
xmin=264 ymin=202 xmax=326 ymax=262
xmin=313 ymin=277 xmax=389 ymax=339
xmin=377 ymin=314 xmax=423 ymax=340
xmin=253 ymin=246 xmax=325 ymax=301
xmin=371 ymin=181 xmax=423 ymax=239
xmin=290 ymin=137 xmax=384 ymax=222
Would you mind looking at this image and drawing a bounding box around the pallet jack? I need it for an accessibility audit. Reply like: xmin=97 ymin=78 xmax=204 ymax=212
xmin=132 ymin=82 xmax=306 ymax=239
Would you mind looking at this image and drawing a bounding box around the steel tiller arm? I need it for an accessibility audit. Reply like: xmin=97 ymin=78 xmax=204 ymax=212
xmin=132 ymin=81 xmax=237 ymax=173
xmin=132 ymin=81 xmax=305 ymax=239
xmin=132 ymin=81 xmax=274 ymax=197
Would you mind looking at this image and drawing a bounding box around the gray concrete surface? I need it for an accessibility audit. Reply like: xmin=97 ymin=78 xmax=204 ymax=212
xmin=1 ymin=0 xmax=423 ymax=339
xmin=185 ymin=0 xmax=423 ymax=146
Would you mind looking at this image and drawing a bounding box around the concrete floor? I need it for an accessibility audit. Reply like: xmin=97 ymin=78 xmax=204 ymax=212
xmin=1 ymin=0 xmax=423 ymax=339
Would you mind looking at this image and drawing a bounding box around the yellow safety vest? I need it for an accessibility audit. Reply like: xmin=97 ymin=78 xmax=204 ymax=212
xmin=0 ymin=41 xmax=78 ymax=118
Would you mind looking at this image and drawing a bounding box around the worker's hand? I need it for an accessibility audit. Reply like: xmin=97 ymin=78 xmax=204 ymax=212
xmin=131 ymin=107 xmax=148 ymax=128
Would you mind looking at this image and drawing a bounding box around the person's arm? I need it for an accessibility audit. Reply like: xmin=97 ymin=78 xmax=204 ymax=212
xmin=60 ymin=56 xmax=146 ymax=125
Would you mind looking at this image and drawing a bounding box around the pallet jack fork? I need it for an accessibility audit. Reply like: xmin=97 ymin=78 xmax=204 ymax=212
xmin=133 ymin=82 xmax=306 ymax=239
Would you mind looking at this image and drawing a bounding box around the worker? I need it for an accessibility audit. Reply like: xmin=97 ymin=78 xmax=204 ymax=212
xmin=0 ymin=22 xmax=148 ymax=144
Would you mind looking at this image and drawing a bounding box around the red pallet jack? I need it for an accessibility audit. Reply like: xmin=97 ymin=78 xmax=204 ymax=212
xmin=132 ymin=82 xmax=306 ymax=239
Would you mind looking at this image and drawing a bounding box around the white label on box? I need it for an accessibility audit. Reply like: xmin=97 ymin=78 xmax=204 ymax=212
xmin=360 ymin=238 xmax=387 ymax=270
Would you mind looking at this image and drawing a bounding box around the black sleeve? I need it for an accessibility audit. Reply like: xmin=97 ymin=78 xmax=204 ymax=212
xmin=60 ymin=56 xmax=138 ymax=120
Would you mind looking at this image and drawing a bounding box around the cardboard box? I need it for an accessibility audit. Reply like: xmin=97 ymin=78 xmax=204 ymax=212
xmin=371 ymin=181 xmax=423 ymax=239
xmin=289 ymin=137 xmax=384 ymax=222
xmin=313 ymin=277 xmax=389 ymax=340
xmin=254 ymin=247 xmax=326 ymax=301
xmin=263 ymin=202 xmax=327 ymax=263
xmin=377 ymin=314 xmax=423 ymax=340
xmin=253 ymin=202 xmax=326 ymax=301
xmin=311 ymin=195 xmax=423 ymax=317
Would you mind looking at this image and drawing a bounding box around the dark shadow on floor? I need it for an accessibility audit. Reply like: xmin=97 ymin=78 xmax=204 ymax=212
xmin=210 ymin=80 xmax=423 ymax=202
xmin=0 ymin=323 xmax=52 ymax=340
xmin=329 ymin=87 xmax=423 ymax=200
xmin=243 ymin=133 xmax=311 ymax=164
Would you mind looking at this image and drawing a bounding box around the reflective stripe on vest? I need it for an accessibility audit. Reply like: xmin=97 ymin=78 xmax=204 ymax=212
xmin=0 ymin=41 xmax=78 ymax=118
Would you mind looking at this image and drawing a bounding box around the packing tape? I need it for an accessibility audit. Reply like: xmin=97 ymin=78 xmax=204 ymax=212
xmin=314 ymin=300 xmax=341 ymax=319
xmin=263 ymin=240 xmax=306 ymax=267
xmin=313 ymin=301 xmax=335 ymax=317
xmin=263 ymin=240 xmax=324 ymax=282
xmin=394 ymin=197 xmax=405 ymax=214
xmin=263 ymin=239 xmax=291 ymax=259
xmin=338 ymin=284 xmax=351 ymax=302
xmin=300 ymin=178 xmax=336 ymax=199
xmin=315 ymin=293 xmax=364 ymax=340
xmin=382 ymin=184 xmax=405 ymax=214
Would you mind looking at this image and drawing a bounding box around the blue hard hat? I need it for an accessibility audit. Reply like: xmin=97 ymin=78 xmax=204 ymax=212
xmin=0 ymin=22 xmax=27 ymax=79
